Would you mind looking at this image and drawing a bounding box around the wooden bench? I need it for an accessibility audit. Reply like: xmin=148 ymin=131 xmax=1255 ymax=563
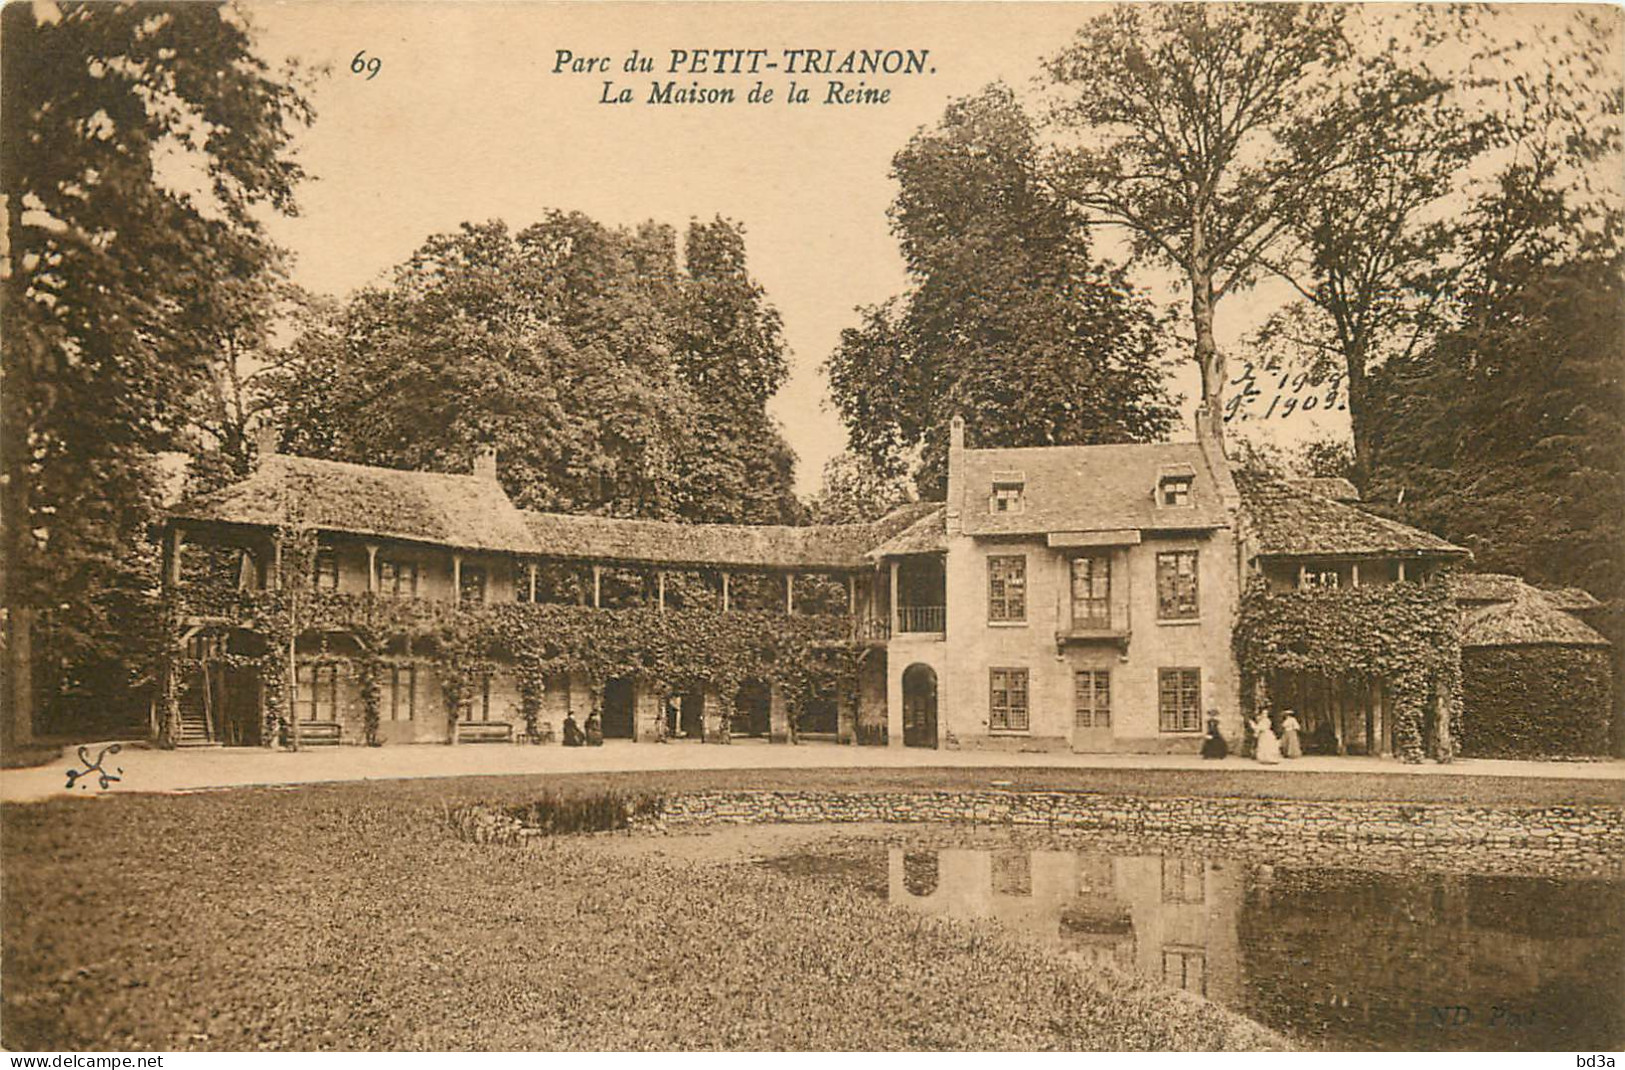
xmin=297 ymin=721 xmax=343 ymax=746
xmin=458 ymin=721 xmax=515 ymax=744
xmin=521 ymin=721 xmax=556 ymax=745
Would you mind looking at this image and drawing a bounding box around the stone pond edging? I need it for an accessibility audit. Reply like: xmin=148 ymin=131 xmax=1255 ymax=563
xmin=643 ymin=789 xmax=1625 ymax=861
xmin=456 ymin=789 xmax=1623 ymax=874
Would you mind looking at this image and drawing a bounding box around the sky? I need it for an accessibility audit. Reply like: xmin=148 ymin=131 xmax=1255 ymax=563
xmin=246 ymin=2 xmax=1619 ymax=494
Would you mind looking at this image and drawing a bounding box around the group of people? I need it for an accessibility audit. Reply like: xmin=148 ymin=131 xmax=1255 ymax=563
xmin=1200 ymin=709 xmax=1303 ymax=764
xmin=561 ymin=710 xmax=602 ymax=747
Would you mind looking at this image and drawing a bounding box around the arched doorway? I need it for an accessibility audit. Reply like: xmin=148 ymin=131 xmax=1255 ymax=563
xmin=902 ymin=663 xmax=938 ymax=748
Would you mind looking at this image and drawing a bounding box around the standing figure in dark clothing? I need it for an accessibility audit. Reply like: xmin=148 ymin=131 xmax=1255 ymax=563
xmin=585 ymin=710 xmax=604 ymax=746
xmin=562 ymin=712 xmax=585 ymax=747
xmin=1201 ymin=714 xmax=1229 ymax=759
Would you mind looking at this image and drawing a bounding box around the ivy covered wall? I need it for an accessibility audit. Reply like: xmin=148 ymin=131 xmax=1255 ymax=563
xmin=1233 ymin=576 xmax=1463 ymax=762
xmin=1460 ymin=646 xmax=1613 ymax=758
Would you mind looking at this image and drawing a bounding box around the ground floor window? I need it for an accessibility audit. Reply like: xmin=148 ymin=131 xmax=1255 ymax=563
xmin=295 ymin=664 xmax=338 ymax=722
xmin=989 ymin=668 xmax=1029 ymax=732
xmin=1158 ymin=668 xmax=1201 ymax=733
xmin=1074 ymin=670 xmax=1111 ymax=729
xmin=1162 ymin=946 xmax=1207 ymax=995
xmin=388 ymin=665 xmax=415 ymax=721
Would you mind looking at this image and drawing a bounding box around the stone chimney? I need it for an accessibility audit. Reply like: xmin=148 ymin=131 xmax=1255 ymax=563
xmin=253 ymin=424 xmax=280 ymax=460
xmin=473 ymin=446 xmax=498 ymax=481
xmin=945 ymin=415 xmax=965 ymax=535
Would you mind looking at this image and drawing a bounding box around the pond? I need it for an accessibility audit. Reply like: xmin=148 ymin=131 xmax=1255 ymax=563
xmin=759 ymin=829 xmax=1624 ymax=1051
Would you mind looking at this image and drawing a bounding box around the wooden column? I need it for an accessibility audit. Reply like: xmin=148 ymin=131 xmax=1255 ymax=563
xmin=847 ymin=574 xmax=857 ymax=616
xmin=527 ymin=562 xmax=537 ymax=603
xmin=786 ymin=573 xmax=795 ymax=615
xmin=270 ymin=536 xmax=283 ymax=590
xmin=592 ymin=564 xmax=602 ymax=609
xmin=452 ymin=554 xmax=462 ymax=603
xmin=889 ymin=560 xmax=900 ymax=635
xmin=721 ymin=572 xmax=731 ymax=613
xmin=1351 ymin=562 xmax=1360 ymax=588
xmin=657 ymin=571 xmax=666 ymax=612
xmin=1297 ymin=563 xmax=1307 ymax=589
xmin=168 ymin=527 xmax=185 ymax=587
xmin=366 ymin=544 xmax=379 ymax=594
xmin=1397 ymin=560 xmax=1408 ymax=583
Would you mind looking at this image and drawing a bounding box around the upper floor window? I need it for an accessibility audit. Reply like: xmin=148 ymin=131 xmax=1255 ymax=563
xmin=1300 ymin=566 xmax=1341 ymax=589
xmin=379 ymin=558 xmax=419 ymax=599
xmin=1159 ymin=475 xmax=1194 ymax=507
xmin=989 ymin=472 xmax=1026 ymax=515
xmin=312 ymin=548 xmax=339 ymax=591
xmin=1156 ymin=550 xmax=1199 ymax=620
xmin=987 ymin=555 xmax=1027 ymax=623
xmin=1070 ymin=554 xmax=1111 ymax=628
xmin=459 ymin=564 xmax=487 ymax=605
xmin=990 ymin=667 xmax=1030 ymax=732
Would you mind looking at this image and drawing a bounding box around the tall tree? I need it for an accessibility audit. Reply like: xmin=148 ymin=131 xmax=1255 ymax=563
xmin=673 ymin=217 xmax=800 ymax=524
xmin=1252 ymin=7 xmax=1622 ymax=487
xmin=272 ymin=214 xmax=802 ymax=523
xmin=1045 ymin=4 xmax=1388 ymax=411
xmin=805 ymin=451 xmax=915 ymax=525
xmin=1364 ymin=255 xmax=1625 ymax=602
xmin=1 ymin=2 xmax=311 ymax=745
xmin=826 ymin=84 xmax=1176 ymax=496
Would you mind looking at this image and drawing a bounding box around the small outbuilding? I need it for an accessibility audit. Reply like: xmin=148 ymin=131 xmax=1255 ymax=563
xmin=1454 ymin=573 xmax=1614 ymax=758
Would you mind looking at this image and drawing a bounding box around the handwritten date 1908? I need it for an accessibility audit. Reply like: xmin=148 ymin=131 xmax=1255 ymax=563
xmin=1223 ymin=361 xmax=1347 ymax=423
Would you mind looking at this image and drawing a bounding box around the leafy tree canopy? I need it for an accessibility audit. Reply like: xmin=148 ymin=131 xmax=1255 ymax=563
xmin=272 ymin=214 xmax=801 ymax=523
xmin=825 ymin=84 xmax=1177 ymax=498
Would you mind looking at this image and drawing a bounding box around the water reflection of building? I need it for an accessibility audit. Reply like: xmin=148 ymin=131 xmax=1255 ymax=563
xmin=887 ymin=847 xmax=1242 ymax=1004
xmin=1239 ymin=868 xmax=1625 ymax=1051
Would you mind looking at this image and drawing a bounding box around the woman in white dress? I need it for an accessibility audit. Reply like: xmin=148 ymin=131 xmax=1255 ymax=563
xmin=1253 ymin=713 xmax=1282 ymax=764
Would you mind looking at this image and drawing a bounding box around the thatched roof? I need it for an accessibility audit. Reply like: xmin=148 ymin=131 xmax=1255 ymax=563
xmin=1541 ymin=586 xmax=1604 ymax=612
xmin=1286 ymin=476 xmax=1360 ymax=502
xmin=958 ymin=442 xmax=1230 ymax=536
xmin=1461 ymin=590 xmax=1611 ymax=648
xmin=522 ymin=503 xmax=938 ymax=570
xmin=170 ymin=452 xmax=938 ymax=571
xmin=1236 ymin=472 xmax=1467 ymax=560
xmin=1452 ymin=572 xmax=1529 ymax=604
xmin=1452 ymin=573 xmax=1610 ymax=647
xmin=868 ymin=505 xmax=947 ymax=559
xmin=170 ymin=455 xmax=537 ymax=554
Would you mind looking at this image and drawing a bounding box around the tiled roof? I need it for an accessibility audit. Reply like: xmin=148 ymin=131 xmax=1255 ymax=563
xmin=170 ymin=455 xmax=536 ymax=554
xmin=957 ymin=442 xmax=1230 ymax=536
xmin=1235 ymin=471 xmax=1467 ymax=559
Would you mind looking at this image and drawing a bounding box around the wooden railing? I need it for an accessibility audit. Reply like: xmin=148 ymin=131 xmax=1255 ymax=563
xmin=898 ymin=605 xmax=946 ymax=634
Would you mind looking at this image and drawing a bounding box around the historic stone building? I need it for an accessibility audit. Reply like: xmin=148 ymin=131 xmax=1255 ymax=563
xmin=162 ymin=410 xmax=1584 ymax=759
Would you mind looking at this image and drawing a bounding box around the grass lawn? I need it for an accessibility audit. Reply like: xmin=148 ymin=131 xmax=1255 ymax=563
xmin=2 ymin=777 xmax=1286 ymax=1051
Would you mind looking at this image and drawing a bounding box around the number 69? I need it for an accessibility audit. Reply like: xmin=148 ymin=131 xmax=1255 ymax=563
xmin=351 ymin=50 xmax=382 ymax=80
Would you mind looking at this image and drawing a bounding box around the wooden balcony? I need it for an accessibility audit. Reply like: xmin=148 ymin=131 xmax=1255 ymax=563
xmin=896 ymin=604 xmax=946 ymax=636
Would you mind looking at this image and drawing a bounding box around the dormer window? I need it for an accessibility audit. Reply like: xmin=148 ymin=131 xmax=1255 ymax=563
xmin=1158 ymin=471 xmax=1195 ymax=507
xmin=990 ymin=472 xmax=1026 ymax=515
